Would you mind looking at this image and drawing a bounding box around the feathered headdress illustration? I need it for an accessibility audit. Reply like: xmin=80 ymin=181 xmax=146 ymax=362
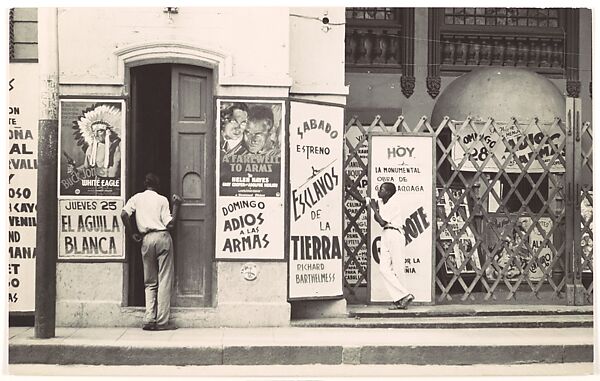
xmin=72 ymin=104 xmax=121 ymax=153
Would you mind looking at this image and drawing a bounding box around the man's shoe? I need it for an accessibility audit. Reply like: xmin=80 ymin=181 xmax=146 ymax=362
xmin=142 ymin=323 xmax=156 ymax=331
xmin=399 ymin=294 xmax=415 ymax=309
xmin=388 ymin=300 xmax=405 ymax=310
xmin=154 ymin=323 xmax=177 ymax=331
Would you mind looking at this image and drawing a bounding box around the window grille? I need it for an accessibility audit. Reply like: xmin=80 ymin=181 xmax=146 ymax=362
xmin=427 ymin=8 xmax=580 ymax=98
xmin=10 ymin=8 xmax=38 ymax=62
xmin=443 ymin=8 xmax=561 ymax=28
xmin=346 ymin=7 xmax=398 ymax=22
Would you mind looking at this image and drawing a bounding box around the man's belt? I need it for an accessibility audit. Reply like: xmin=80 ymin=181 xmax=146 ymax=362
xmin=143 ymin=229 xmax=168 ymax=235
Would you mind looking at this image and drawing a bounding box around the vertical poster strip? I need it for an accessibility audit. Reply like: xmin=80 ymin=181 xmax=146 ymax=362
xmin=8 ymin=64 xmax=39 ymax=312
xmin=58 ymin=100 xmax=125 ymax=198
xmin=369 ymin=134 xmax=434 ymax=303
xmin=288 ymin=101 xmax=344 ymax=299
xmin=215 ymin=99 xmax=286 ymax=260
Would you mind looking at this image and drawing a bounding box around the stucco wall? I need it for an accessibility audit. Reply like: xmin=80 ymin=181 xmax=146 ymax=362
xmin=52 ymin=6 xmax=351 ymax=327
xmin=289 ymin=7 xmax=348 ymax=105
xmin=56 ymin=262 xmax=127 ymax=326
xmin=57 ymin=7 xmax=290 ymax=89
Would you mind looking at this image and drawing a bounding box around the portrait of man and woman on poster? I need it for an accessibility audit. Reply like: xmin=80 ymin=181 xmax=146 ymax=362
xmin=218 ymin=100 xmax=283 ymax=197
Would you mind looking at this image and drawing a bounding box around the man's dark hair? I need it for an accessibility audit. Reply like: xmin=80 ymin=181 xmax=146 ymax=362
xmin=381 ymin=182 xmax=396 ymax=196
xmin=248 ymin=105 xmax=274 ymax=129
xmin=220 ymin=102 xmax=249 ymax=128
xmin=144 ymin=173 xmax=160 ymax=189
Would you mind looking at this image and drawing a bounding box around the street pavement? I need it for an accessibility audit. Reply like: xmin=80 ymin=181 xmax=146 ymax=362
xmin=6 ymin=362 xmax=596 ymax=378
xmin=8 ymin=325 xmax=594 ymax=368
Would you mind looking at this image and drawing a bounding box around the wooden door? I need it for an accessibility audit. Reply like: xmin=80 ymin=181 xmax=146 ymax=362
xmin=170 ymin=65 xmax=214 ymax=307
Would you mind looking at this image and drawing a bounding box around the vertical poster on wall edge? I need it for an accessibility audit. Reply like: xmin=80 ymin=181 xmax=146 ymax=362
xmin=288 ymin=100 xmax=344 ymax=300
xmin=8 ymin=63 xmax=39 ymax=312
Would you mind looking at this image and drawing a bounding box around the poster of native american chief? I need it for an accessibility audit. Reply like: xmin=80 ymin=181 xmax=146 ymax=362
xmin=58 ymin=100 xmax=125 ymax=197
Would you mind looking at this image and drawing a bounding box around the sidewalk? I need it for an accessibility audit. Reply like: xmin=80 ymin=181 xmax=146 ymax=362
xmin=9 ymin=363 xmax=596 ymax=378
xmin=9 ymin=325 xmax=594 ymax=367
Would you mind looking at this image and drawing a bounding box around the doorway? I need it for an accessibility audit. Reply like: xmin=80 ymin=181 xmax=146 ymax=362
xmin=128 ymin=63 xmax=215 ymax=308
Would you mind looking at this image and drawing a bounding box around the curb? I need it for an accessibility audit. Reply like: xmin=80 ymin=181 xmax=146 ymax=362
xmin=292 ymin=318 xmax=594 ymax=329
xmin=9 ymin=343 xmax=593 ymax=366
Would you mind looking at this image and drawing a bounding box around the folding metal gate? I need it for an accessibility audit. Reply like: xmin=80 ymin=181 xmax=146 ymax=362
xmin=343 ymin=100 xmax=592 ymax=305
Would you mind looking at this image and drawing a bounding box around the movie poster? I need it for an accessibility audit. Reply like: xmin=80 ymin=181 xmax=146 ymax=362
xmin=485 ymin=216 xmax=553 ymax=282
xmin=215 ymin=99 xmax=286 ymax=260
xmin=58 ymin=199 xmax=125 ymax=260
xmin=435 ymin=188 xmax=481 ymax=274
xmin=8 ymin=63 xmax=39 ymax=312
xmin=369 ymin=134 xmax=435 ymax=303
xmin=59 ymin=100 xmax=125 ymax=197
xmin=217 ymin=100 xmax=283 ymax=197
xmin=288 ymin=101 xmax=344 ymax=299
xmin=451 ymin=119 xmax=565 ymax=173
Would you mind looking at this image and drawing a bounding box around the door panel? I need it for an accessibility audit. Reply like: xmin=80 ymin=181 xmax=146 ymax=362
xmin=178 ymin=133 xmax=204 ymax=200
xmin=171 ymin=65 xmax=214 ymax=307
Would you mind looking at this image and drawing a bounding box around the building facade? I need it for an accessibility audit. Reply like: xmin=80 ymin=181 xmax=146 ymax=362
xmin=8 ymin=7 xmax=593 ymax=328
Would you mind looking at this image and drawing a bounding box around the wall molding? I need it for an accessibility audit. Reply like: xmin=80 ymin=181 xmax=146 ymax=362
xmin=401 ymin=8 xmax=415 ymax=98
xmin=114 ymin=40 xmax=232 ymax=84
xmin=427 ymin=9 xmax=442 ymax=98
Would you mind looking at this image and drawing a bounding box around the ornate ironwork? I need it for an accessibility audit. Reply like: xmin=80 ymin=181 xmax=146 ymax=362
xmin=443 ymin=8 xmax=561 ymax=27
xmin=440 ymin=35 xmax=564 ymax=72
xmin=345 ymin=8 xmax=414 ymax=75
xmin=429 ymin=8 xmax=574 ymax=78
xmin=342 ymin=112 xmax=592 ymax=305
xmin=345 ymin=28 xmax=402 ymax=68
xmin=343 ymin=115 xmax=398 ymax=299
xmin=346 ymin=7 xmax=398 ymax=21
xmin=576 ymin=119 xmax=593 ymax=304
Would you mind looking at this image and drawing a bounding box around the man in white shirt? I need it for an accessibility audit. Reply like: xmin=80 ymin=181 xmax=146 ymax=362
xmin=367 ymin=182 xmax=414 ymax=310
xmin=121 ymin=173 xmax=182 ymax=330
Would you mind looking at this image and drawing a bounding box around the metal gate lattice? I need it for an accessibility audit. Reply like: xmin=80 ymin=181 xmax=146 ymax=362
xmin=343 ymin=115 xmax=398 ymax=301
xmin=343 ymin=110 xmax=592 ymax=305
xmin=576 ymin=121 xmax=593 ymax=303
